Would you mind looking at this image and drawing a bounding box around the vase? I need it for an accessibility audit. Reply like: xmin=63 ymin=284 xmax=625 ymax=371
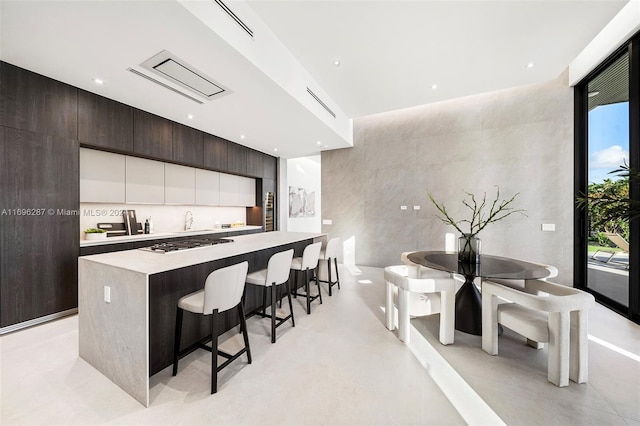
xmin=458 ymin=233 xmax=481 ymax=264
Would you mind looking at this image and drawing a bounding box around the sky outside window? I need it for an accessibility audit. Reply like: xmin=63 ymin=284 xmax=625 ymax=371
xmin=588 ymin=101 xmax=630 ymax=184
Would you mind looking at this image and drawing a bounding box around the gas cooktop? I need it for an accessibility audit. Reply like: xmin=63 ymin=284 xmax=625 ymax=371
xmin=140 ymin=238 xmax=233 ymax=253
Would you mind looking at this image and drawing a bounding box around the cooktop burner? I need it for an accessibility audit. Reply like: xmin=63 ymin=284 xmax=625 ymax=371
xmin=140 ymin=238 xmax=233 ymax=253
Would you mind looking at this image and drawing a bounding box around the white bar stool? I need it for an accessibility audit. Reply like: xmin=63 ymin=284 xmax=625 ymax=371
xmin=172 ymin=261 xmax=251 ymax=394
xmin=318 ymin=237 xmax=341 ymax=296
xmin=290 ymin=241 xmax=323 ymax=314
xmin=246 ymin=249 xmax=295 ymax=343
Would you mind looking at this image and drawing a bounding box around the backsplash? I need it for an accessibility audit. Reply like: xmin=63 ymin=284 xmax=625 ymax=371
xmin=80 ymin=203 xmax=247 ymax=235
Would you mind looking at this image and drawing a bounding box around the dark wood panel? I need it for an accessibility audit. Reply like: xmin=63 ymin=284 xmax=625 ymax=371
xmin=148 ymin=240 xmax=309 ymax=375
xmin=0 ymin=127 xmax=79 ymax=327
xmin=203 ymin=134 xmax=228 ymax=171
xmin=78 ymin=90 xmax=133 ymax=152
xmin=133 ymin=110 xmax=173 ymax=160
xmin=0 ymin=62 xmax=78 ymax=139
xmin=227 ymin=142 xmax=247 ymax=175
xmin=263 ymin=178 xmax=276 ymax=195
xmin=173 ymin=123 xmax=203 ymax=167
xmin=246 ymin=149 xmax=263 ymax=178
xmin=263 ymin=153 xmax=277 ymax=180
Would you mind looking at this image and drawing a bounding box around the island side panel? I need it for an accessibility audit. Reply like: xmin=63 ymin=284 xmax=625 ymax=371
xmin=79 ymin=259 xmax=149 ymax=407
xmin=148 ymin=240 xmax=310 ymax=375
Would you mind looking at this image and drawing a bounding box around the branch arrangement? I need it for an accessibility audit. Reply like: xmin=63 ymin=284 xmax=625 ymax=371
xmin=428 ymin=187 xmax=527 ymax=238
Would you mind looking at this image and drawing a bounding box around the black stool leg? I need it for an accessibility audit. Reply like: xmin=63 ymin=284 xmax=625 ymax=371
xmin=305 ymin=268 xmax=311 ymax=314
xmin=335 ymin=258 xmax=341 ymax=289
xmin=238 ymin=303 xmax=252 ymax=364
xmin=327 ymin=259 xmax=333 ymax=296
xmin=270 ymin=284 xmax=277 ymax=343
xmin=262 ymin=286 xmax=267 ymax=317
xmin=286 ymin=280 xmax=295 ymax=327
xmin=211 ymin=309 xmax=219 ymax=394
xmin=316 ymin=266 xmax=323 ymax=304
xmin=172 ymin=307 xmax=183 ymax=376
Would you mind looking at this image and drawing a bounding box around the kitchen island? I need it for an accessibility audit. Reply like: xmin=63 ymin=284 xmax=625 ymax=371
xmin=78 ymin=231 xmax=324 ymax=406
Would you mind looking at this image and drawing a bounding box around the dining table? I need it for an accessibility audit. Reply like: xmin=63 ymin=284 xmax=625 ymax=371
xmin=407 ymin=251 xmax=554 ymax=335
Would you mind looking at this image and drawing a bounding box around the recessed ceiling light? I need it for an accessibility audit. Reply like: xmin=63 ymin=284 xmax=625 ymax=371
xmin=240 ymin=135 xmax=245 ymax=139
xmin=186 ymin=114 xmax=194 ymax=120
xmin=431 ymin=84 xmax=438 ymax=90
xmin=93 ymin=78 xmax=104 ymax=85
xmin=588 ymin=91 xmax=600 ymax=98
xmin=526 ymin=62 xmax=534 ymax=69
xmin=316 ymin=141 xmax=322 ymax=146
xmin=333 ymin=59 xmax=341 ymax=67
xmin=274 ymin=148 xmax=278 ymax=152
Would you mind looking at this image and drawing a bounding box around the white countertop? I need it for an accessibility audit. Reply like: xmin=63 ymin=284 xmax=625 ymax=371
xmin=79 ymin=231 xmax=325 ymax=275
xmin=80 ymin=226 xmax=263 ymax=247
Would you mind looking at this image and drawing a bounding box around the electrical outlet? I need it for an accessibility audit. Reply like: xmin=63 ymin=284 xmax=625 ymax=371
xmin=104 ymin=286 xmax=111 ymax=303
xmin=542 ymin=223 xmax=556 ymax=232
xmin=322 ymin=219 xmax=332 ymax=225
xmin=400 ymin=205 xmax=408 ymax=210
xmin=413 ymin=206 xmax=420 ymax=210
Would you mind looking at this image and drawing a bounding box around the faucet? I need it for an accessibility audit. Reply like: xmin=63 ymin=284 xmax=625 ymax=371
xmin=185 ymin=211 xmax=193 ymax=231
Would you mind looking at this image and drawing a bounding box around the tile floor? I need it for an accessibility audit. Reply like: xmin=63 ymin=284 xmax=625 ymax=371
xmin=1 ymin=265 xmax=639 ymax=425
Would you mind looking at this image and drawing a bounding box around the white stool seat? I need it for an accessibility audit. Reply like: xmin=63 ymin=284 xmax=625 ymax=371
xmin=290 ymin=257 xmax=304 ymax=270
xmin=317 ymin=238 xmax=341 ymax=295
xmin=246 ymin=269 xmax=269 ymax=286
xmin=178 ymin=291 xmax=206 ymax=314
xmin=289 ymin=241 xmax=323 ymax=314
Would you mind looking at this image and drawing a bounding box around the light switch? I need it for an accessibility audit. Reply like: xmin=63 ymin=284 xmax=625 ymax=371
xmin=322 ymin=219 xmax=332 ymax=225
xmin=104 ymin=286 xmax=111 ymax=303
xmin=542 ymin=223 xmax=556 ymax=232
xmin=400 ymin=206 xmax=408 ymax=210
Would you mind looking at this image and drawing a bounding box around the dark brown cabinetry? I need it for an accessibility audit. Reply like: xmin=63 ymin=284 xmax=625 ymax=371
xmin=173 ymin=123 xmax=203 ymax=167
xmin=247 ymin=149 xmax=263 ymax=178
xmin=78 ymin=90 xmax=133 ymax=152
xmin=263 ymin=154 xmax=277 ymax=179
xmin=133 ymin=110 xmax=173 ymax=160
xmin=203 ymin=134 xmax=228 ymax=171
xmin=227 ymin=141 xmax=248 ymax=175
xmin=0 ymin=127 xmax=79 ymax=328
xmin=0 ymin=62 xmax=78 ymax=139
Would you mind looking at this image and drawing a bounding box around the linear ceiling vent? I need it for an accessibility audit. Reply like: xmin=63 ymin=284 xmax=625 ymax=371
xmin=213 ymin=0 xmax=253 ymax=38
xmin=307 ymin=87 xmax=336 ymax=118
xmin=135 ymin=50 xmax=232 ymax=103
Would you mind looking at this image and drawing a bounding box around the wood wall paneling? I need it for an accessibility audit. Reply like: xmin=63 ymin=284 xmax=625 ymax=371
xmin=203 ymin=134 xmax=228 ymax=171
xmin=173 ymin=123 xmax=203 ymax=167
xmin=247 ymin=149 xmax=264 ymax=178
xmin=263 ymin=154 xmax=277 ymax=180
xmin=133 ymin=110 xmax=173 ymax=160
xmin=227 ymin=141 xmax=247 ymax=175
xmin=0 ymin=62 xmax=78 ymax=139
xmin=78 ymin=90 xmax=133 ymax=152
xmin=0 ymin=127 xmax=79 ymax=327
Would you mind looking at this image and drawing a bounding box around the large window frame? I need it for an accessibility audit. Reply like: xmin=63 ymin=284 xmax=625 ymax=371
xmin=574 ymin=34 xmax=640 ymax=325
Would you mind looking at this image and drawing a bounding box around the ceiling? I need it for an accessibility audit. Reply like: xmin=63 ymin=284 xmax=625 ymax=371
xmin=0 ymin=1 xmax=628 ymax=159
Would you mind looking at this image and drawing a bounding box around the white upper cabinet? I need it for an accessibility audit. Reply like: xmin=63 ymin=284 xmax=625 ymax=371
xmin=195 ymin=169 xmax=220 ymax=206
xmin=80 ymin=148 xmax=125 ymax=203
xmin=125 ymin=156 xmax=165 ymax=204
xmin=219 ymin=174 xmax=255 ymax=206
xmin=238 ymin=176 xmax=256 ymax=207
xmin=165 ymin=164 xmax=195 ymax=205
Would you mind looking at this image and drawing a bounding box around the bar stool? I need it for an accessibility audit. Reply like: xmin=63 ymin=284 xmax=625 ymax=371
xmin=172 ymin=261 xmax=250 ymax=394
xmin=290 ymin=241 xmax=323 ymax=314
xmin=318 ymin=237 xmax=341 ymax=296
xmin=246 ymin=249 xmax=295 ymax=343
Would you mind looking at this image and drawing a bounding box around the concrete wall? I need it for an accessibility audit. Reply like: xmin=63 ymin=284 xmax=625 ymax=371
xmin=321 ymin=72 xmax=574 ymax=284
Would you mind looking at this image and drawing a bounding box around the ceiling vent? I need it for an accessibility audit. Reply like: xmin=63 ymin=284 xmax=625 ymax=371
xmin=133 ymin=50 xmax=232 ymax=103
xmin=307 ymin=87 xmax=336 ymax=118
xmin=213 ymin=0 xmax=253 ymax=38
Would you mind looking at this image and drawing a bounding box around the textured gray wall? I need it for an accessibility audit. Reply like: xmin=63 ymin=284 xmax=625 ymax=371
xmin=322 ymin=72 xmax=574 ymax=284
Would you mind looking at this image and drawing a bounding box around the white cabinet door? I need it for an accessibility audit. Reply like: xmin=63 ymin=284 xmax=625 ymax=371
xmin=219 ymin=173 xmax=239 ymax=206
xmin=238 ymin=176 xmax=256 ymax=207
xmin=165 ymin=164 xmax=195 ymax=205
xmin=195 ymin=169 xmax=220 ymax=205
xmin=80 ymin=148 xmax=125 ymax=203
xmin=125 ymin=156 xmax=165 ymax=204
